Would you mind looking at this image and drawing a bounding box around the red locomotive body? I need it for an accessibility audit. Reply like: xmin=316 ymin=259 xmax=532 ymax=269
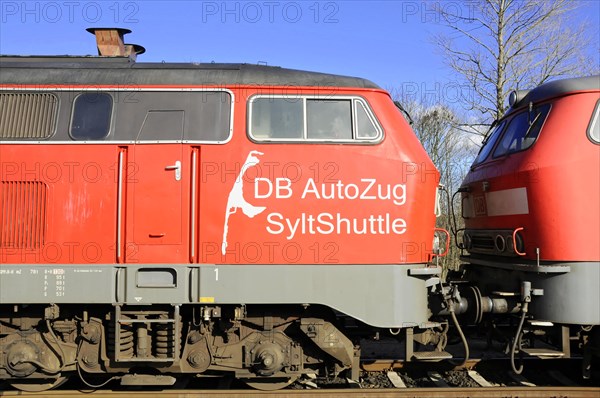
xmin=462 ymin=81 xmax=600 ymax=263
xmin=0 ymin=29 xmax=445 ymax=390
xmin=1 ymin=85 xmax=438 ymax=266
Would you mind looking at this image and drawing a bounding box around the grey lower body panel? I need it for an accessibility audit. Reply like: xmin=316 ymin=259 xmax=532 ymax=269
xmin=0 ymin=263 xmax=436 ymax=328
xmin=533 ymin=262 xmax=600 ymax=325
xmin=463 ymin=260 xmax=600 ymax=325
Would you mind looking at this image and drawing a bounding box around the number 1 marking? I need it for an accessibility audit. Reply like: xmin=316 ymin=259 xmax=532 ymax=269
xmin=214 ymin=268 xmax=219 ymax=281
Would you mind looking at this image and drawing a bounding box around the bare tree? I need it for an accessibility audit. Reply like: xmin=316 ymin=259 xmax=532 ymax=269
xmin=416 ymin=104 xmax=474 ymax=270
xmin=391 ymin=93 xmax=476 ymax=270
xmin=390 ymin=93 xmax=476 ymax=194
xmin=435 ymin=0 xmax=597 ymax=124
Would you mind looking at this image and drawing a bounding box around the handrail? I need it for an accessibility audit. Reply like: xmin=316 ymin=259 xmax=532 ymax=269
xmin=116 ymin=148 xmax=126 ymax=263
xmin=513 ymin=227 xmax=526 ymax=256
xmin=434 ymin=228 xmax=450 ymax=257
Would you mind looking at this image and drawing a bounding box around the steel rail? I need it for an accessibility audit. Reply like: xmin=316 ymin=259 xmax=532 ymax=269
xmin=1 ymin=387 xmax=599 ymax=398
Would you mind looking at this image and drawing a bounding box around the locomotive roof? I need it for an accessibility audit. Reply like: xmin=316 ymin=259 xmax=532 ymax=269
xmin=511 ymin=75 xmax=600 ymax=111
xmin=0 ymin=55 xmax=380 ymax=89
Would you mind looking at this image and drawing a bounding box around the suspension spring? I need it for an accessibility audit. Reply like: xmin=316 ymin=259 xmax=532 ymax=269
xmin=119 ymin=324 xmax=134 ymax=358
xmin=154 ymin=323 xmax=172 ymax=358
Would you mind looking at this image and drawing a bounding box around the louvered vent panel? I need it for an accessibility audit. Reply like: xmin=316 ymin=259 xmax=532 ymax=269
xmin=0 ymin=93 xmax=58 ymax=139
xmin=1 ymin=181 xmax=47 ymax=249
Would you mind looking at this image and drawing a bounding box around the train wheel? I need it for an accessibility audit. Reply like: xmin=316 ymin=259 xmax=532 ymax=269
xmin=241 ymin=376 xmax=298 ymax=390
xmin=9 ymin=375 xmax=68 ymax=392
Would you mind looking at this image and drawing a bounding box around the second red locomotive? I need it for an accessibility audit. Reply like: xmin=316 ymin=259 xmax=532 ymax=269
xmin=458 ymin=75 xmax=600 ymax=376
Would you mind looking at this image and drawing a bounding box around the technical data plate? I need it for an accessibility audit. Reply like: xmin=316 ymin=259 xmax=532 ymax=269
xmin=0 ymin=265 xmax=114 ymax=304
xmin=0 ymin=264 xmax=202 ymax=305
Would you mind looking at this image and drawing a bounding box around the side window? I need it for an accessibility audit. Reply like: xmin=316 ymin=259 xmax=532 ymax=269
xmin=250 ymin=98 xmax=303 ymax=139
xmin=116 ymin=91 xmax=232 ymax=142
xmin=186 ymin=91 xmax=232 ymax=142
xmin=249 ymin=96 xmax=382 ymax=142
xmin=138 ymin=110 xmax=184 ymax=141
xmin=0 ymin=93 xmax=58 ymax=140
xmin=70 ymin=93 xmax=112 ymax=140
xmin=307 ymin=99 xmax=352 ymax=139
xmin=355 ymin=100 xmax=379 ymax=139
xmin=588 ymin=99 xmax=600 ymax=144
xmin=493 ymin=104 xmax=550 ymax=158
xmin=473 ymin=121 xmax=506 ymax=165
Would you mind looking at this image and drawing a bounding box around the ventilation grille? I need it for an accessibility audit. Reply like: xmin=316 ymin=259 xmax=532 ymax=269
xmin=0 ymin=93 xmax=58 ymax=139
xmin=1 ymin=181 xmax=47 ymax=249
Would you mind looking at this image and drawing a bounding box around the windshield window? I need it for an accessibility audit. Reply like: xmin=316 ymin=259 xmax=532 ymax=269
xmin=493 ymin=104 xmax=550 ymax=158
xmin=473 ymin=121 xmax=505 ymax=165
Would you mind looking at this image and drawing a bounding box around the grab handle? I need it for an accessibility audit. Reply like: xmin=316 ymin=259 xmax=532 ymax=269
xmin=513 ymin=227 xmax=526 ymax=256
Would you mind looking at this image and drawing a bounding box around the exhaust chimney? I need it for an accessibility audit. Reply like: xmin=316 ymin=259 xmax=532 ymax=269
xmin=124 ymin=43 xmax=146 ymax=61
xmin=87 ymin=28 xmax=143 ymax=58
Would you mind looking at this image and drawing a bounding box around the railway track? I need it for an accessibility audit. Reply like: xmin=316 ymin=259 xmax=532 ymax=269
xmin=2 ymin=340 xmax=596 ymax=395
xmin=1 ymin=387 xmax=599 ymax=398
xmin=1 ymin=352 xmax=597 ymax=396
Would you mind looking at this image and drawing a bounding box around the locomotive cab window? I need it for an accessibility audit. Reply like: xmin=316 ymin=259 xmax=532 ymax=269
xmin=355 ymin=100 xmax=379 ymax=139
xmin=70 ymin=93 xmax=113 ymax=140
xmin=493 ymin=103 xmax=551 ymax=158
xmin=473 ymin=121 xmax=506 ymax=165
xmin=307 ymin=99 xmax=352 ymax=140
xmin=251 ymin=98 xmax=303 ymax=139
xmin=249 ymin=96 xmax=382 ymax=142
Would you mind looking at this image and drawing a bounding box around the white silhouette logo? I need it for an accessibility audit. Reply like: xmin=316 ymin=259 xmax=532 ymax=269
xmin=222 ymin=150 xmax=267 ymax=254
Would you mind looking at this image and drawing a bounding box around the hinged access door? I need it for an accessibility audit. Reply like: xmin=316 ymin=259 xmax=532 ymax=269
xmin=132 ymin=144 xmax=184 ymax=245
xmin=128 ymin=110 xmax=188 ymax=262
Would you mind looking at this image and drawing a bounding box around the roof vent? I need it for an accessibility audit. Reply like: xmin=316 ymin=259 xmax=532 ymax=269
xmin=86 ymin=28 xmax=144 ymax=59
xmin=125 ymin=44 xmax=146 ymax=57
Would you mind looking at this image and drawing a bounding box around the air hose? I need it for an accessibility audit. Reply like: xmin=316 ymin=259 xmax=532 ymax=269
xmin=449 ymin=304 xmax=469 ymax=366
xmin=46 ymin=320 xmax=66 ymax=373
xmin=510 ymin=301 xmax=528 ymax=374
xmin=442 ymin=280 xmax=469 ymax=366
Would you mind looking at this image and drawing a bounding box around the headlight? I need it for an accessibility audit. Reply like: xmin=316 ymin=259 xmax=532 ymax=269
xmin=463 ymin=233 xmax=472 ymax=250
xmin=495 ymin=235 xmax=506 ymax=252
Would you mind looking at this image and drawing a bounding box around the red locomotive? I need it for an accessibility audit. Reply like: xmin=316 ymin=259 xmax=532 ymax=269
xmin=459 ymin=75 xmax=600 ymax=377
xmin=0 ymin=28 xmax=446 ymax=390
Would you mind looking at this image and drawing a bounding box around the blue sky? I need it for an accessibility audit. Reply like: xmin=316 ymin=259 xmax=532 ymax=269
xmin=1 ymin=0 xmax=599 ymax=97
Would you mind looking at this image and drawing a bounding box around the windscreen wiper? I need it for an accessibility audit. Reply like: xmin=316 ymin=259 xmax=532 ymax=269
xmin=394 ymin=100 xmax=414 ymax=125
